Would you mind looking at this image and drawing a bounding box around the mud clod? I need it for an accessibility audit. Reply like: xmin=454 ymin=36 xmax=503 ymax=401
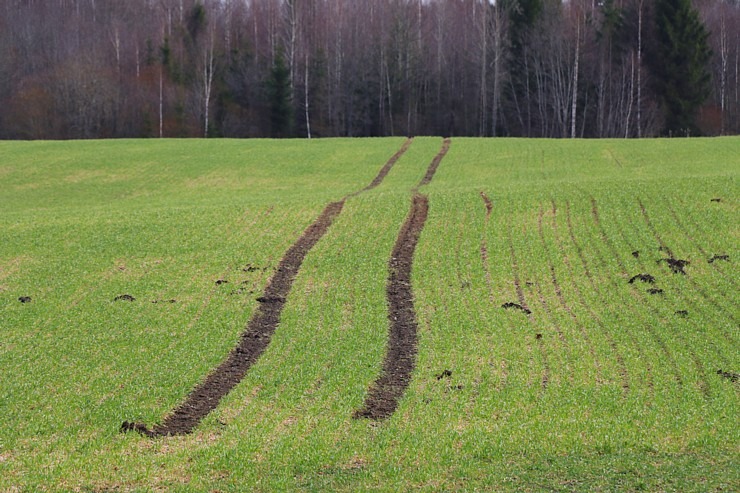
xmin=632 ymin=250 xmax=640 ymax=258
xmin=717 ymin=370 xmax=738 ymax=383
xmin=658 ymin=258 xmax=689 ymax=275
xmin=502 ymin=302 xmax=532 ymax=315
xmin=647 ymin=288 xmax=664 ymax=295
xmin=708 ymin=254 xmax=729 ymax=263
xmin=114 ymin=294 xmax=135 ymax=302
xmin=152 ymin=299 xmax=176 ymax=304
xmin=675 ymin=310 xmax=689 ymax=317
xmin=436 ymin=370 xmax=452 ymax=380
xmin=215 ymin=279 xmax=229 ymax=285
xmin=628 ymin=273 xmax=656 ymax=284
xmin=18 ymin=296 xmax=32 ymax=303
xmin=119 ymin=421 xmax=155 ymax=437
xmin=535 ymin=333 xmax=543 ymax=340
xmin=710 ymin=198 xmax=722 ymax=203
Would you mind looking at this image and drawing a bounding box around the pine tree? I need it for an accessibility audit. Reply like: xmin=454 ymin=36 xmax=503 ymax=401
xmin=652 ymin=0 xmax=712 ymax=135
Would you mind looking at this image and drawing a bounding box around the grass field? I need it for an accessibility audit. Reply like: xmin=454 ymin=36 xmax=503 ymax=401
xmin=0 ymin=137 xmax=737 ymax=491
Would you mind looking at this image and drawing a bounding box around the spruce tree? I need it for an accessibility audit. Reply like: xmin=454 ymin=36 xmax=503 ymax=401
xmin=652 ymin=0 xmax=712 ymax=135
xmin=267 ymin=51 xmax=293 ymax=138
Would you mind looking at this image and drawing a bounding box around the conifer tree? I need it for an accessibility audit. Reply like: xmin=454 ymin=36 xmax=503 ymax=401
xmin=267 ymin=51 xmax=293 ymax=138
xmin=652 ymin=0 xmax=712 ymax=135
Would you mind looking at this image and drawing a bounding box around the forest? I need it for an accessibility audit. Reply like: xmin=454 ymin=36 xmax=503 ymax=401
xmin=1 ymin=0 xmax=738 ymax=139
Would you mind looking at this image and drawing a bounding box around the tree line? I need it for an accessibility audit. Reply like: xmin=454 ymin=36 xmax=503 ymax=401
xmin=1 ymin=0 xmax=737 ymax=139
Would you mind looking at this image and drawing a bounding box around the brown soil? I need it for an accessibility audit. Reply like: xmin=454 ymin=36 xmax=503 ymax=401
xmin=417 ymin=138 xmax=450 ymax=187
xmin=123 ymin=139 xmax=414 ymax=437
xmin=358 ymin=138 xmax=413 ymax=193
xmin=129 ymin=200 xmax=346 ymax=437
xmin=479 ymin=192 xmax=494 ymax=301
xmin=717 ymin=369 xmax=738 ymax=383
xmin=353 ymin=194 xmax=429 ymax=420
xmin=114 ymin=294 xmax=136 ymax=302
xmin=18 ymin=296 xmax=31 ymax=303
xmin=436 ymin=370 xmax=452 ymax=380
xmin=708 ymin=254 xmax=729 ymax=263
xmin=647 ymin=288 xmax=664 ymax=295
xmin=658 ymin=258 xmax=689 ymax=275
xmin=480 ymin=191 xmax=493 ymax=217
xmin=501 ymin=302 xmax=532 ymax=315
xmin=354 ymin=138 xmax=449 ymax=420
xmin=628 ymin=273 xmax=656 ymax=284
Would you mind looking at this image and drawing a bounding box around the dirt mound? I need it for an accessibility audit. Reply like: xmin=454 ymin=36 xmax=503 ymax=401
xmin=114 ymin=294 xmax=135 ymax=302
xmin=675 ymin=310 xmax=689 ymax=317
xmin=215 ymin=279 xmax=229 ymax=285
xmin=710 ymin=198 xmax=722 ymax=203
xmin=647 ymin=288 xmax=664 ymax=295
xmin=632 ymin=250 xmax=640 ymax=258
xmin=18 ymin=296 xmax=32 ymax=303
xmin=658 ymin=258 xmax=689 ymax=275
xmin=628 ymin=273 xmax=655 ymax=284
xmin=501 ymin=302 xmax=532 ymax=315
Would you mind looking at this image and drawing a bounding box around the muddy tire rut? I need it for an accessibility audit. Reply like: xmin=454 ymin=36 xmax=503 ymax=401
xmin=354 ymin=138 xmax=450 ymax=420
xmin=123 ymin=139 xmax=412 ymax=437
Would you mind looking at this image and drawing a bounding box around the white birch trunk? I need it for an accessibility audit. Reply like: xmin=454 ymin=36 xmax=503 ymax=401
xmin=571 ymin=18 xmax=580 ymax=139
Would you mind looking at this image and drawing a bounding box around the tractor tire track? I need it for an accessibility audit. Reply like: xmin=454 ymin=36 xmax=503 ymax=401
xmin=591 ymin=197 xmax=684 ymax=388
xmin=538 ymin=203 xmax=597 ymax=388
xmin=124 ymin=140 xmax=413 ymax=436
xmin=633 ymin=199 xmax=737 ymax=339
xmin=354 ymin=139 xmax=450 ymax=420
xmin=479 ymin=192 xmax=511 ymax=392
xmin=664 ymin=200 xmax=737 ymax=290
xmin=638 ymin=198 xmax=737 ymax=324
xmin=479 ymin=192 xmax=494 ymax=303
xmin=628 ymin=200 xmax=730 ymax=398
xmin=353 ymin=193 xmax=429 ymax=419
xmin=555 ymin=200 xmax=628 ymax=395
xmin=505 ymin=208 xmax=548 ymax=393
xmin=567 ymin=201 xmax=651 ymax=398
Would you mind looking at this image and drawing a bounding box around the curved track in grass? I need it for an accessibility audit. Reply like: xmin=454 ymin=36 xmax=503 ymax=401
xmin=123 ymin=138 xmax=413 ymax=437
xmin=354 ymin=138 xmax=449 ymax=420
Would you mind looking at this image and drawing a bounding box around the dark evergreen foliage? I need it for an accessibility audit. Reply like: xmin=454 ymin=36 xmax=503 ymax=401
xmin=267 ymin=51 xmax=293 ymax=138
xmin=651 ymin=0 xmax=712 ymax=135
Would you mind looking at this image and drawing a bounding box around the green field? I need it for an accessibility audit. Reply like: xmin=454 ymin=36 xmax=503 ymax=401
xmin=0 ymin=137 xmax=737 ymax=491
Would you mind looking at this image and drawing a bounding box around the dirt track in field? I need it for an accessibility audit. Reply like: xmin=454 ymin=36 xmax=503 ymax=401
xmin=353 ymin=193 xmax=429 ymax=419
xmin=123 ymin=139 xmax=412 ymax=437
xmin=354 ymin=138 xmax=450 ymax=420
